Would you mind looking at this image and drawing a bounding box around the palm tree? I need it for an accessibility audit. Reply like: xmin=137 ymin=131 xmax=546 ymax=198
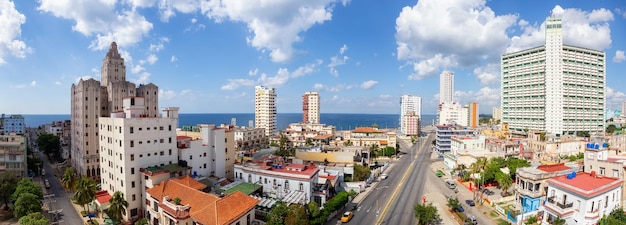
xmin=108 ymin=191 xmax=129 ymax=224
xmin=61 ymin=168 xmax=77 ymax=192
xmin=552 ymin=216 xmax=566 ymax=225
xmin=73 ymin=177 xmax=97 ymax=213
xmin=496 ymin=172 xmax=513 ymax=195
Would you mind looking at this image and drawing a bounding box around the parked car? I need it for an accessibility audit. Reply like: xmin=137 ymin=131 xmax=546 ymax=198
xmin=341 ymin=211 xmax=354 ymax=222
xmin=44 ymin=179 xmax=50 ymax=189
xmin=455 ymin=205 xmax=465 ymax=212
xmin=446 ymin=180 xmax=456 ymax=189
xmin=381 ymin=174 xmax=388 ymax=180
xmin=465 ymin=199 xmax=475 ymax=206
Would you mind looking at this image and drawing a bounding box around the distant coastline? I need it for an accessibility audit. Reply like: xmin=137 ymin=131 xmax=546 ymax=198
xmin=21 ymin=113 xmax=439 ymax=131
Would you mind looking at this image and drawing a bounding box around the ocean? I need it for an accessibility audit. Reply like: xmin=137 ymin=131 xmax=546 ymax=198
xmin=21 ymin=113 xmax=438 ymax=131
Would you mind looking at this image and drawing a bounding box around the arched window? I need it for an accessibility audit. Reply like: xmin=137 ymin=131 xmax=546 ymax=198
xmin=248 ymin=174 xmax=252 ymax=183
xmin=284 ymin=180 xmax=289 ymax=190
xmin=299 ymin=183 xmax=304 ymax=191
xmin=86 ymin=167 xmax=91 ymax=177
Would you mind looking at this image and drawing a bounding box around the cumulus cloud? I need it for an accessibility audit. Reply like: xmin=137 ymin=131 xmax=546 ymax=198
xmin=339 ymin=44 xmax=348 ymax=55
xmin=613 ymin=50 xmax=625 ymax=63
xmin=199 ymin=0 xmax=345 ymax=62
xmin=292 ymin=60 xmax=322 ymax=78
xmin=221 ymin=60 xmax=322 ymax=90
xmin=396 ymin=0 xmax=516 ymax=79
xmin=171 ymin=56 xmax=177 ymax=62
xmin=146 ymin=54 xmax=158 ymax=64
xmin=507 ymin=5 xmax=614 ymax=53
xmin=221 ymin=78 xmax=256 ymax=90
xmin=616 ymin=8 xmax=626 ymax=18
xmin=453 ymin=87 xmax=501 ymax=109
xmin=360 ymin=80 xmax=378 ymax=89
xmin=30 ymin=81 xmax=37 ymax=86
xmin=258 ymin=69 xmax=290 ymax=87
xmin=0 ymin=0 xmax=31 ymax=64
xmin=38 ymin=0 xmax=153 ymax=51
xmin=328 ymin=44 xmax=349 ymax=77
xmin=55 ymin=81 xmax=62 ymax=85
xmin=248 ymin=68 xmax=258 ymax=76
xmin=607 ymin=87 xmax=626 ymax=110
xmin=473 ymin=63 xmax=500 ymax=85
xmin=313 ymin=83 xmax=324 ymax=90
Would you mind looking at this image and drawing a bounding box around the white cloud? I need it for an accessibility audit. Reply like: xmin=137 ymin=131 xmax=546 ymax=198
xmin=616 ymin=8 xmax=626 ymax=18
xmin=613 ymin=50 xmax=625 ymax=63
xmin=313 ymin=83 xmax=324 ymax=90
xmin=38 ymin=0 xmax=153 ymax=51
xmin=146 ymin=54 xmax=158 ymax=64
xmin=171 ymin=55 xmax=177 ymax=62
xmin=221 ymin=78 xmax=255 ymax=90
xmin=258 ymin=69 xmax=290 ymax=87
xmin=396 ymin=0 xmax=516 ymax=79
xmin=360 ymin=80 xmax=378 ymax=89
xmin=30 ymin=81 xmax=37 ymax=86
xmin=199 ymin=0 xmax=345 ymax=62
xmin=473 ymin=63 xmax=500 ymax=85
xmin=133 ymin=72 xmax=151 ymax=84
xmin=131 ymin=64 xmax=145 ymax=74
xmin=329 ymin=68 xmax=339 ymax=77
xmin=55 ymin=81 xmax=62 ymax=85
xmin=507 ymin=5 xmax=614 ymax=53
xmin=14 ymin=84 xmax=25 ymax=89
xmin=248 ymin=68 xmax=258 ymax=76
xmin=453 ymin=87 xmax=501 ymax=108
xmin=126 ymin=0 xmax=157 ymax=8
xmin=159 ymin=89 xmax=176 ymax=100
xmin=327 ymin=84 xmax=353 ymax=92
xmin=292 ymin=60 xmax=322 ymax=78
xmin=149 ymin=43 xmax=163 ymax=52
xmin=158 ymin=0 xmax=199 ymax=22
xmin=339 ymin=44 xmax=348 ymax=55
xmin=607 ymin=87 xmax=626 ymax=110
xmin=0 ymin=0 xmax=31 ymax=64
xmin=191 ymin=17 xmax=197 ymax=23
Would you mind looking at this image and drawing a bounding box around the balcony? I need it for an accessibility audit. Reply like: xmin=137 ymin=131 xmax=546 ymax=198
xmin=585 ymin=209 xmax=600 ymax=219
xmin=545 ymin=196 xmax=575 ymax=215
xmin=556 ymin=201 xmax=574 ymax=209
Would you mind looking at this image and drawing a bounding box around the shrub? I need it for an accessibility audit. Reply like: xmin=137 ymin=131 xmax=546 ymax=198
xmin=80 ymin=211 xmax=89 ymax=217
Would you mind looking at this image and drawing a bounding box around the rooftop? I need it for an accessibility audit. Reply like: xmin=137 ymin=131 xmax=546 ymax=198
xmin=537 ymin=163 xmax=571 ymax=173
xmin=351 ymin=127 xmax=383 ymax=133
xmin=548 ymin=172 xmax=622 ymax=198
xmin=141 ymin=163 xmax=190 ymax=176
xmin=221 ymin=182 xmax=262 ymax=195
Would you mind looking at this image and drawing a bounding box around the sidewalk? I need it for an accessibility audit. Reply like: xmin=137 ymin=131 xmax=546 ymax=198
xmin=351 ymin=161 xmax=397 ymax=205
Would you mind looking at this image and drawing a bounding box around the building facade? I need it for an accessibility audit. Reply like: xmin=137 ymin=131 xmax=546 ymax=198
xmin=0 ymin=115 xmax=25 ymax=134
xmin=401 ymin=112 xmax=420 ymax=136
xmin=439 ymin=71 xmax=454 ymax=105
xmin=434 ymin=125 xmax=476 ymax=153
xmin=400 ymin=95 xmax=421 ymax=135
xmin=492 ymin=107 xmax=502 ymax=121
xmin=98 ymin=97 xmax=178 ymax=221
xmin=438 ymin=102 xmax=468 ymax=126
xmin=0 ymin=134 xmax=27 ymax=178
xmin=515 ymin=163 xmax=581 ymax=213
xmin=302 ymin=91 xmax=320 ymax=124
xmin=255 ymin=86 xmax=276 ymax=137
xmin=71 ymin=42 xmax=159 ymax=178
xmin=501 ymin=16 xmax=605 ymax=135
xmin=467 ymin=102 xmax=479 ymax=128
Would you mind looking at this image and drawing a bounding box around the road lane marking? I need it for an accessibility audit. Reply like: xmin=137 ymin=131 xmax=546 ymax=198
xmin=376 ymin=134 xmax=431 ymax=225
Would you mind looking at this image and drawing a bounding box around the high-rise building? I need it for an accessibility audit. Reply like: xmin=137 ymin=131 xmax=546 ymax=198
xmin=400 ymin=95 xmax=421 ymax=135
xmin=439 ymin=71 xmax=454 ymax=105
xmin=492 ymin=107 xmax=502 ymax=121
xmin=255 ymin=86 xmax=276 ymax=137
xmin=501 ymin=16 xmax=605 ymax=135
xmin=622 ymin=101 xmax=626 ymax=116
xmin=0 ymin=114 xmax=25 ymax=134
xmin=98 ymin=97 xmax=178 ymax=221
xmin=71 ymin=42 xmax=160 ymax=178
xmin=467 ymin=102 xmax=479 ymax=128
xmin=302 ymin=91 xmax=320 ymax=124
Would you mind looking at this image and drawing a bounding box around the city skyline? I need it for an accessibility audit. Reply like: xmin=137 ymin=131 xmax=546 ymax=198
xmin=0 ymin=0 xmax=625 ymax=115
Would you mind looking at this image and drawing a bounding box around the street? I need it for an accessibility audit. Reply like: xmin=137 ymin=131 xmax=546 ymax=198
xmin=30 ymin=127 xmax=83 ymax=225
xmin=338 ymin=133 xmax=432 ymax=225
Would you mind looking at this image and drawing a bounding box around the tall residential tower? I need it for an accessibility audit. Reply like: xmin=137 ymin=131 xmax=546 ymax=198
xmin=71 ymin=42 xmax=159 ymax=178
xmin=255 ymin=86 xmax=276 ymax=137
xmin=501 ymin=16 xmax=605 ymax=135
xmin=302 ymin=91 xmax=320 ymax=124
xmin=439 ymin=71 xmax=454 ymax=105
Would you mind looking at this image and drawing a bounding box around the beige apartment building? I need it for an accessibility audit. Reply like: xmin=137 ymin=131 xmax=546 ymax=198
xmin=303 ymin=91 xmax=320 ymax=124
xmin=255 ymin=86 xmax=276 ymax=137
xmin=0 ymin=133 xmax=27 ymax=178
xmin=71 ymin=42 xmax=159 ymax=178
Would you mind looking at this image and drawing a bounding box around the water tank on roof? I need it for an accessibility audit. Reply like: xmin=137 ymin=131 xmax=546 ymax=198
xmin=278 ymin=165 xmax=282 ymax=169
xmin=586 ymin=143 xmax=591 ymax=148
xmin=603 ymin=143 xmax=607 ymax=148
xmin=595 ymin=144 xmax=600 ymax=149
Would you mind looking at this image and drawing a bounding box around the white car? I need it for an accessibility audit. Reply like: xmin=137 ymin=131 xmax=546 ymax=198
xmin=381 ymin=174 xmax=388 ymax=180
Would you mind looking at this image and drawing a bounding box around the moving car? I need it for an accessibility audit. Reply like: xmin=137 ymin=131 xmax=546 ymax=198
xmin=44 ymin=179 xmax=50 ymax=189
xmin=381 ymin=174 xmax=388 ymax=180
xmin=446 ymin=180 xmax=456 ymax=189
xmin=455 ymin=205 xmax=465 ymax=212
xmin=466 ymin=199 xmax=476 ymax=206
xmin=341 ymin=211 xmax=354 ymax=222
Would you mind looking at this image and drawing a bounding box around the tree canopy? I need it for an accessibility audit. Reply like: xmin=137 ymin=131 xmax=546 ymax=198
xmin=18 ymin=212 xmax=48 ymax=225
xmin=353 ymin=163 xmax=371 ymax=181
xmin=108 ymin=191 xmax=129 ymax=224
xmin=12 ymin=179 xmax=43 ymax=203
xmin=414 ymin=202 xmax=440 ymax=225
xmin=61 ymin=168 xmax=77 ymax=192
xmin=73 ymin=177 xmax=97 ymax=212
xmin=599 ymin=207 xmax=626 ymax=225
xmin=36 ymin=133 xmax=61 ymax=160
xmin=13 ymin=193 xmax=41 ymax=218
xmin=0 ymin=172 xmax=17 ymax=209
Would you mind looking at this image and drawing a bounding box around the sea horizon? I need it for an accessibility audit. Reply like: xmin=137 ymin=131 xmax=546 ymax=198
xmin=20 ymin=113 xmax=440 ymax=131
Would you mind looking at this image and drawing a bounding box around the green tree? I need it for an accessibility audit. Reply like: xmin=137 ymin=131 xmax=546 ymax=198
xmin=13 ymin=193 xmax=41 ymax=218
xmin=552 ymin=216 xmax=566 ymax=225
xmin=73 ymin=177 xmax=97 ymax=212
xmin=305 ymin=138 xmax=313 ymax=146
xmin=18 ymin=212 xmax=49 ymax=225
xmin=524 ymin=215 xmax=538 ymax=225
xmin=0 ymin=172 xmax=17 ymax=209
xmin=61 ymin=168 xmax=77 ymax=192
xmin=266 ymin=202 xmax=289 ymax=225
xmin=108 ymin=191 xmax=129 ymax=224
xmin=599 ymin=207 xmax=626 ymax=225
xmin=275 ymin=132 xmax=294 ymax=157
xmin=446 ymin=197 xmax=460 ymax=211
xmin=26 ymin=157 xmax=42 ymax=176
xmin=307 ymin=201 xmax=320 ymax=219
xmin=12 ymin=179 xmax=43 ymax=203
xmin=36 ymin=133 xmax=61 ymax=160
xmin=135 ymin=218 xmax=149 ymax=225
xmin=607 ymin=124 xmax=618 ymax=134
xmin=344 ymin=140 xmax=353 ymax=147
xmin=414 ymin=202 xmax=440 ymax=225
xmin=353 ymin=163 xmax=371 ymax=181
xmin=284 ymin=204 xmax=308 ymax=225
xmin=496 ymin=172 xmax=513 ymax=195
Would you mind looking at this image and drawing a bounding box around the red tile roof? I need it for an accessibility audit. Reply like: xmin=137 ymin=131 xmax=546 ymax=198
xmin=177 ymin=136 xmax=191 ymax=140
xmin=95 ymin=190 xmax=112 ymax=204
xmin=352 ymin=127 xmax=383 ymax=133
xmin=548 ymin=172 xmax=622 ymax=198
xmin=537 ymin=163 xmax=571 ymax=173
xmin=313 ymin=134 xmax=334 ymax=139
xmin=146 ymin=176 xmax=258 ymax=225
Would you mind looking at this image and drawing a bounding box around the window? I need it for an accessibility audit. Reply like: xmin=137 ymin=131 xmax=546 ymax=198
xmin=130 ymin=141 xmax=134 ymax=147
xmin=189 ymin=155 xmax=192 ymax=160
xmin=203 ymin=163 xmax=206 ymax=169
xmin=120 ymin=180 xmax=123 ymax=187
xmin=169 ymin=125 xmax=172 ymax=131
xmin=169 ymin=137 xmax=172 ymax=143
xmin=131 ymin=154 xmax=134 ymax=161
xmin=168 ymin=149 xmax=172 ymax=155
xmin=132 ymin=194 xmax=136 ymax=201
xmin=132 ymin=181 xmax=135 ymax=188
xmin=613 ymin=169 xmax=619 ymax=177
xmin=120 ymin=167 xmax=123 ymax=174
xmin=160 ymin=151 xmax=164 ymax=156
xmin=131 ymin=168 xmax=135 ymax=174
xmin=299 ymin=183 xmax=304 ymax=191
xmin=131 ymin=208 xmax=138 ymax=217
xmin=130 ymin=127 xmax=134 ymax=133
xmin=159 ymin=126 xmax=163 ymax=130
xmin=606 ymin=196 xmax=609 ymax=207
xmin=600 ymin=167 xmax=605 ymax=175
xmin=160 ymin=139 xmax=164 ymax=143
xmin=264 ymin=178 xmax=267 ymax=184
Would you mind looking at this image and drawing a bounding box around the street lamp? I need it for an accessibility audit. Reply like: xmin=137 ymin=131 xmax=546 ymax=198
xmin=376 ymin=186 xmax=390 ymax=218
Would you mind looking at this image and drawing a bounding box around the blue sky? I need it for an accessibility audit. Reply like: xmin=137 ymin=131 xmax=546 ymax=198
xmin=0 ymin=0 xmax=625 ymax=115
